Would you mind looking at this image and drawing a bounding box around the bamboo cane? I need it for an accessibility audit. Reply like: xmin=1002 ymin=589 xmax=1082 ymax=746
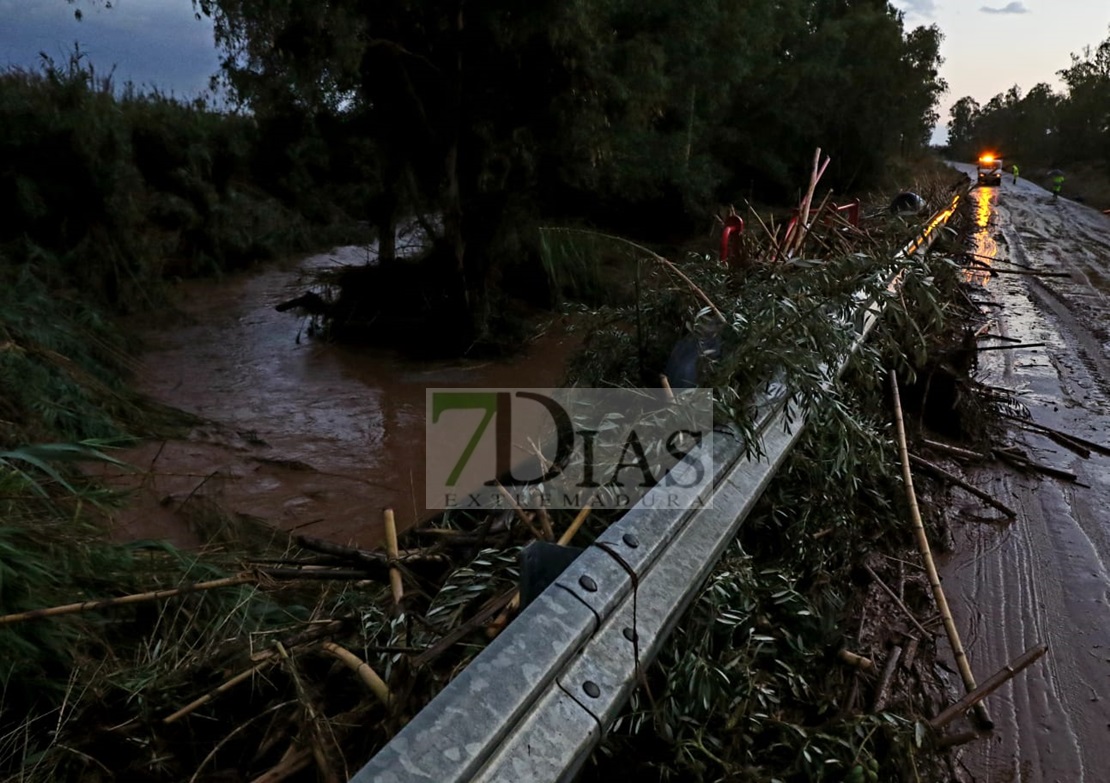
xmin=0 ymin=572 xmax=256 ymax=626
xmin=838 ymin=649 xmax=873 ymax=670
xmin=164 ymin=658 xmax=279 ymax=724
xmin=922 ymin=439 xmax=988 ymax=461
xmin=558 ymin=504 xmax=593 ymax=545
xmin=929 ymin=643 xmax=1047 ymax=730
xmin=891 ymin=372 xmax=992 ymax=728
xmin=321 ymin=642 xmax=393 ymax=707
xmin=382 ymin=508 xmax=405 ymax=607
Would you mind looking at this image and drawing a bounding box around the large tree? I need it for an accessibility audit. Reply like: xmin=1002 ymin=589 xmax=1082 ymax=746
xmin=194 ymin=0 xmax=947 ymax=339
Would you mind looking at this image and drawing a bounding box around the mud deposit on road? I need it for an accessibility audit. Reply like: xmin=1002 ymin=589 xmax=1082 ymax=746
xmin=943 ymin=166 xmax=1110 ymax=781
xmin=96 ymin=247 xmax=576 ymax=549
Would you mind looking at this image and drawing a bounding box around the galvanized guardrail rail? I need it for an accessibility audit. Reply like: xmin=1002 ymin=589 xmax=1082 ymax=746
xmin=352 ymin=190 xmax=964 ymax=783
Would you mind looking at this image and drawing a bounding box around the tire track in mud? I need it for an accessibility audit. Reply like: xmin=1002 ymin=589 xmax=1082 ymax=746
xmin=940 ymin=169 xmax=1110 ymax=783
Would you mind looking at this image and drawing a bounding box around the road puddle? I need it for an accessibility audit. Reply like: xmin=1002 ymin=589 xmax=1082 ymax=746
xmin=964 ymin=186 xmax=998 ymax=287
xmin=96 ymin=248 xmax=579 ymax=549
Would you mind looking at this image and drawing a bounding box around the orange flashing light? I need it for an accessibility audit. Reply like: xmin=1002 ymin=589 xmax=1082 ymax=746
xmin=978 ymin=153 xmax=995 ymax=164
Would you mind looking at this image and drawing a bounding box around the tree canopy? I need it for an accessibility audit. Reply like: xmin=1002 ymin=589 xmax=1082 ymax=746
xmin=193 ymin=0 xmax=946 ymax=338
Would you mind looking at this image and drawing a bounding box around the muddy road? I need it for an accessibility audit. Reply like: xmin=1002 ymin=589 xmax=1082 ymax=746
xmin=943 ymin=165 xmax=1110 ymax=781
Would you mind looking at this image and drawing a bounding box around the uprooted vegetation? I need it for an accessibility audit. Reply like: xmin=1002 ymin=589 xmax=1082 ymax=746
xmin=1 ymin=160 xmax=1030 ymax=782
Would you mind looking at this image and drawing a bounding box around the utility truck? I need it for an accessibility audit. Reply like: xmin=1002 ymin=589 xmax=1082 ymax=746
xmin=977 ymin=153 xmax=1003 ymax=186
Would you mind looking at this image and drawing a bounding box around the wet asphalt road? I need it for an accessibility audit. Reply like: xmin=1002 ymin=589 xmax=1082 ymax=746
xmin=940 ymin=165 xmax=1110 ymax=782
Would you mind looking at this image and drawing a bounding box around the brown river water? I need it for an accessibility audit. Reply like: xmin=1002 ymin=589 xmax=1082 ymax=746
xmin=99 ymin=247 xmax=577 ymax=549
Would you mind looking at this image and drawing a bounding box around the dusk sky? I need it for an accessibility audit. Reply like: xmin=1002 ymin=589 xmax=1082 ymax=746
xmin=2 ymin=1 xmax=1109 ymax=144
xmin=892 ymin=0 xmax=1110 ymax=143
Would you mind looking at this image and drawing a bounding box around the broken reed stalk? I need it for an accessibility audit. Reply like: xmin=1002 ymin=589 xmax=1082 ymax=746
xmin=862 ymin=564 xmax=931 ymax=638
xmin=495 ymin=483 xmax=547 ymax=541
xmin=536 ymin=506 xmax=555 ymax=542
xmin=743 ymin=199 xmax=784 ymax=261
xmin=902 ymin=636 xmax=920 ymax=670
xmin=653 ymin=253 xmax=727 ymax=324
xmin=0 ymin=572 xmax=256 ymax=626
xmin=558 ymin=505 xmax=593 ymax=546
xmin=929 ymin=643 xmax=1048 ymax=730
xmin=660 ymin=374 xmax=676 ymax=402
xmin=838 ymin=649 xmax=873 ymax=670
xmin=488 ymin=504 xmax=595 ymax=639
xmin=321 ymin=641 xmax=393 ymax=707
xmin=872 ymin=644 xmax=904 ymax=713
xmin=908 ymin=454 xmax=1017 ymax=518
xmin=891 ymin=372 xmax=992 ymax=728
xmin=383 ymin=508 xmax=404 ymax=606
xmin=165 ymin=658 xmax=279 ymax=724
xmin=922 ymin=438 xmax=987 ymax=461
xmin=413 ymin=588 xmax=517 ymax=667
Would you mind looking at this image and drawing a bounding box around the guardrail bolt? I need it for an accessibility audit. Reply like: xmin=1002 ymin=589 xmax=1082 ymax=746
xmin=622 ymin=627 xmax=638 ymax=643
xmin=622 ymin=533 xmax=640 ymax=548
xmin=583 ymin=681 xmax=601 ymax=698
xmin=578 ymin=574 xmax=598 ymax=592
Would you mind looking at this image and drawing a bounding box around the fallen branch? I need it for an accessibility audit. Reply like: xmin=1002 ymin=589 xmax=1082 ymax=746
xmin=872 ymin=644 xmax=904 ymax=712
xmin=975 ymin=342 xmax=1046 ymax=352
xmin=929 ymin=643 xmax=1048 ymax=730
xmin=908 ymin=453 xmax=1017 ymax=518
xmin=993 ymin=449 xmax=1084 ymax=484
xmin=1002 ymin=412 xmax=1110 ymax=456
xmin=411 ymin=588 xmax=517 ymax=669
xmin=892 ymin=373 xmax=992 ymax=728
xmin=0 ymin=572 xmax=256 ymax=626
xmin=321 ymin=642 xmax=393 ymax=707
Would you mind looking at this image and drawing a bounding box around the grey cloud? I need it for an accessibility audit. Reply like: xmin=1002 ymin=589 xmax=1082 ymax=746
xmin=980 ymin=2 xmax=1030 ymax=14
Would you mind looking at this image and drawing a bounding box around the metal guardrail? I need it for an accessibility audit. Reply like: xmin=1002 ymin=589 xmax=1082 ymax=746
xmin=352 ymin=191 xmax=964 ymax=783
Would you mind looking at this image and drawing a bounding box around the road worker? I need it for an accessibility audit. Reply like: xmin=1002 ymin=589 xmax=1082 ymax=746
xmin=1052 ymin=172 xmax=1065 ymax=201
xmin=1012 ymin=163 xmax=1019 ymax=184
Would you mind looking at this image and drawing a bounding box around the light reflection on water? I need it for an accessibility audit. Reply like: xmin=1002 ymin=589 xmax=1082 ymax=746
xmin=965 ymin=187 xmax=997 ymax=287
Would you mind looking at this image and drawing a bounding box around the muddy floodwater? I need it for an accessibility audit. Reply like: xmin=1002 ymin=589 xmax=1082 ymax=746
xmin=943 ymin=166 xmax=1110 ymax=782
xmin=100 ymin=247 xmax=577 ymax=549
